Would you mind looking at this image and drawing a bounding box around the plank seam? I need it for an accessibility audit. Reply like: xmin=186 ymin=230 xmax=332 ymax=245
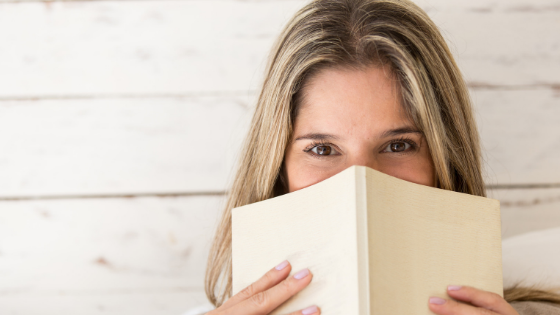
xmin=0 ymin=91 xmax=258 ymax=102
xmin=1 ymin=183 xmax=560 ymax=201
xmin=0 ymin=83 xmax=558 ymax=102
xmin=467 ymin=82 xmax=560 ymax=91
xmin=0 ymin=0 xmax=219 ymax=3
xmin=0 ymin=287 xmax=207 ymax=296
xmin=487 ymin=183 xmax=560 ymax=189
xmin=0 ymin=191 xmax=227 ymax=201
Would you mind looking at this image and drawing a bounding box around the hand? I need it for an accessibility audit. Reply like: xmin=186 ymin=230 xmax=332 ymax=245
xmin=428 ymin=285 xmax=519 ymax=315
xmin=207 ymin=260 xmax=320 ymax=315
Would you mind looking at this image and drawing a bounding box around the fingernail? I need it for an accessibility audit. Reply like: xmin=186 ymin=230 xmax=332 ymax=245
xmin=448 ymin=285 xmax=462 ymax=291
xmin=302 ymin=305 xmax=318 ymax=315
xmin=429 ymin=297 xmax=446 ymax=305
xmin=275 ymin=260 xmax=289 ymax=270
xmin=293 ymin=268 xmax=310 ymax=280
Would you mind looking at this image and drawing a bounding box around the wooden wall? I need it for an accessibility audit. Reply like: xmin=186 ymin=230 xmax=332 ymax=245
xmin=0 ymin=0 xmax=558 ymax=314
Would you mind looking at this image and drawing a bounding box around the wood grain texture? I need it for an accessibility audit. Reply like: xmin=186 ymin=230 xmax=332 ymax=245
xmin=0 ymin=0 xmax=305 ymax=97
xmin=488 ymin=188 xmax=560 ymax=239
xmin=0 ymin=96 xmax=253 ymax=197
xmin=0 ymin=290 xmax=210 ymax=315
xmin=415 ymin=0 xmax=560 ymax=88
xmin=0 ymin=0 xmax=558 ymax=99
xmin=473 ymin=89 xmax=560 ymax=186
xmin=0 ymin=196 xmax=223 ymax=295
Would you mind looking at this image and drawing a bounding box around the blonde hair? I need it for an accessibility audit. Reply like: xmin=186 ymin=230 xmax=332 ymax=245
xmin=205 ymin=0 xmax=560 ymax=307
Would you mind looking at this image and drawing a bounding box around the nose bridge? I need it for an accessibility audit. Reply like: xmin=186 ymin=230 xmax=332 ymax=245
xmin=348 ymin=149 xmax=378 ymax=171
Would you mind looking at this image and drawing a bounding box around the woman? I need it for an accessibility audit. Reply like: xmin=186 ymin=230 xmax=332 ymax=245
xmin=204 ymin=0 xmax=560 ymax=314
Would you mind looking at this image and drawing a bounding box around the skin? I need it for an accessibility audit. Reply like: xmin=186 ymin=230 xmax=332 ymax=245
xmin=284 ymin=65 xmax=435 ymax=192
xmin=208 ymin=65 xmax=519 ymax=315
xmin=208 ymin=261 xmax=317 ymax=315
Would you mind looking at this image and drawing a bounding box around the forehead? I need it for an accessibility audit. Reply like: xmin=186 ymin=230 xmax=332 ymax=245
xmin=295 ymin=65 xmax=411 ymax=137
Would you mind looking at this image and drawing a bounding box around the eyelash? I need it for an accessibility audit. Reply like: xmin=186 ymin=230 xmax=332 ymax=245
xmin=303 ymin=137 xmax=418 ymax=158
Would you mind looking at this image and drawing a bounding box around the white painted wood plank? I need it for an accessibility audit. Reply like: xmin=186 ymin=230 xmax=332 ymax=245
xmin=0 ymin=196 xmax=223 ymax=295
xmin=0 ymin=96 xmax=252 ymax=197
xmin=0 ymin=0 xmax=557 ymax=98
xmin=0 ymin=290 xmax=210 ymax=315
xmin=0 ymin=0 xmax=306 ymax=97
xmin=488 ymin=188 xmax=560 ymax=239
xmin=424 ymin=5 xmax=560 ymax=87
xmin=473 ymin=88 xmax=560 ymax=185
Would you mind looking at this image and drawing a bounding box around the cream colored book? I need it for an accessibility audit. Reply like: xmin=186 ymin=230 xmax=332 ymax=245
xmin=232 ymin=165 xmax=503 ymax=315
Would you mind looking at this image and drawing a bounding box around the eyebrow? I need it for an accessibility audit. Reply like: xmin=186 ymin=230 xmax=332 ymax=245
xmin=294 ymin=127 xmax=421 ymax=142
xmin=294 ymin=133 xmax=340 ymax=141
xmin=380 ymin=126 xmax=422 ymax=138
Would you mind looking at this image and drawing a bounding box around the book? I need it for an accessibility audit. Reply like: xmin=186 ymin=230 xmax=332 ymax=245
xmin=232 ymin=165 xmax=503 ymax=314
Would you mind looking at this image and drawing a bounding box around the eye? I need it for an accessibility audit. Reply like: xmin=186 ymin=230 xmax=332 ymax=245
xmin=311 ymin=145 xmax=336 ymax=156
xmin=303 ymin=141 xmax=341 ymax=158
xmin=383 ymin=141 xmax=411 ymax=153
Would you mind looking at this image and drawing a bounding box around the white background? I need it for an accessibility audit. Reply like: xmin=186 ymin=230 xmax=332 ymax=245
xmin=0 ymin=0 xmax=559 ymax=314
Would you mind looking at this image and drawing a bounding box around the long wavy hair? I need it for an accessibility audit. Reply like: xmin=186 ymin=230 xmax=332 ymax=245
xmin=205 ymin=0 xmax=560 ymax=307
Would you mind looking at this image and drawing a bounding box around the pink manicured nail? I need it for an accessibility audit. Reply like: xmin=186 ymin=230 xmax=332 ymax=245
xmin=302 ymin=305 xmax=318 ymax=315
xmin=429 ymin=297 xmax=446 ymax=305
xmin=293 ymin=268 xmax=310 ymax=280
xmin=275 ymin=260 xmax=289 ymax=270
xmin=448 ymin=285 xmax=462 ymax=291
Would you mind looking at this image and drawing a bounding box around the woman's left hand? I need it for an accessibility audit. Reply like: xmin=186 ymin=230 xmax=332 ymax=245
xmin=428 ymin=285 xmax=519 ymax=315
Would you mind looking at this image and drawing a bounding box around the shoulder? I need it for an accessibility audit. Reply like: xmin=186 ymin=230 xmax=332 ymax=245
xmin=511 ymin=301 xmax=560 ymax=315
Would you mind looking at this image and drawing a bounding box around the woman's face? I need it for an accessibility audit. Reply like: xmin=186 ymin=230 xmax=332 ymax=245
xmin=284 ymin=65 xmax=435 ymax=192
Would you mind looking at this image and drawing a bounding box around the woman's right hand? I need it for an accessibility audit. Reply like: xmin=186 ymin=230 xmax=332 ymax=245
xmin=207 ymin=260 xmax=319 ymax=315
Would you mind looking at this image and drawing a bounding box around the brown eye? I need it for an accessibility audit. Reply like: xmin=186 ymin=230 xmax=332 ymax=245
xmin=311 ymin=145 xmax=332 ymax=155
xmin=384 ymin=141 xmax=411 ymax=153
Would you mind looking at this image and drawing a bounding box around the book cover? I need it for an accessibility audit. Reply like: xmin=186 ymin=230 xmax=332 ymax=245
xmin=232 ymin=165 xmax=503 ymax=314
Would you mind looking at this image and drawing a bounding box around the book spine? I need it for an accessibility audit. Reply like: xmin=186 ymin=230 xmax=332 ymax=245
xmin=355 ymin=166 xmax=371 ymax=315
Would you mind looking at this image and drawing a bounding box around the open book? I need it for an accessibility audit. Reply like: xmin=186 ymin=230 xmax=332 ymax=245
xmin=232 ymin=165 xmax=503 ymax=314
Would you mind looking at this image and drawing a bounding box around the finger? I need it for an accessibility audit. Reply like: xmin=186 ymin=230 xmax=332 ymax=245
xmin=230 ymin=268 xmax=313 ymax=315
xmin=446 ymin=285 xmax=518 ymax=314
xmin=220 ymin=260 xmax=292 ymax=310
xmin=428 ymin=296 xmax=497 ymax=315
xmin=288 ymin=305 xmax=321 ymax=315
